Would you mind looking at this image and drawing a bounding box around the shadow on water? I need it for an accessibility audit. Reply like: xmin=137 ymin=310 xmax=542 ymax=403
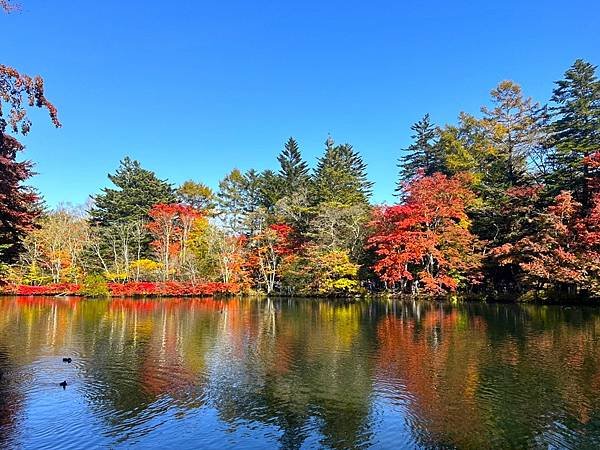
xmin=0 ymin=296 xmax=599 ymax=449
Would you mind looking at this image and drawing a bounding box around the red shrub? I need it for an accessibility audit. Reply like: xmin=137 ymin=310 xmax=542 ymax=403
xmin=0 ymin=282 xmax=239 ymax=297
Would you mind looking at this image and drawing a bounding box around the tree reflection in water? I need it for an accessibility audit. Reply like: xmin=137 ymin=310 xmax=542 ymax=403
xmin=0 ymin=297 xmax=599 ymax=449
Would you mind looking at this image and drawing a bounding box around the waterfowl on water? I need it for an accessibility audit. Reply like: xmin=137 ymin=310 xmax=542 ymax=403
xmin=62 ymin=358 xmax=72 ymax=363
xmin=59 ymin=381 xmax=67 ymax=388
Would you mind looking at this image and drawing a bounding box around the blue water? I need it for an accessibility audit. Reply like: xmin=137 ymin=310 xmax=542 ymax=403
xmin=0 ymin=297 xmax=599 ymax=449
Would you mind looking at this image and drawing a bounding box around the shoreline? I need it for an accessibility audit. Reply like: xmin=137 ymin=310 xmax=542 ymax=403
xmin=1 ymin=290 xmax=599 ymax=305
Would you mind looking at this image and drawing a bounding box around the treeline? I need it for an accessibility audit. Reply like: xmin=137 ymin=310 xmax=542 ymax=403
xmin=0 ymin=59 xmax=599 ymax=299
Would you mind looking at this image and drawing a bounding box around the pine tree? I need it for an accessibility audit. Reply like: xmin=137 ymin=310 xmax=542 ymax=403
xmin=90 ymin=157 xmax=175 ymax=225
xmin=257 ymin=169 xmax=283 ymax=211
xmin=277 ymin=137 xmax=310 ymax=195
xmin=547 ymin=59 xmax=600 ymax=207
xmin=312 ymin=137 xmax=373 ymax=206
xmin=397 ymin=114 xmax=442 ymax=191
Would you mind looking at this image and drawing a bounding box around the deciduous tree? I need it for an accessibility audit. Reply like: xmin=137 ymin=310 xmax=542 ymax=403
xmin=0 ymin=62 xmax=60 ymax=263
xmin=369 ymin=173 xmax=482 ymax=294
xmin=249 ymin=223 xmax=296 ymax=294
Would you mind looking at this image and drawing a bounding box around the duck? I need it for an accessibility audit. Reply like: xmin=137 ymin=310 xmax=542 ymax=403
xmin=59 ymin=380 xmax=67 ymax=389
xmin=62 ymin=357 xmax=72 ymax=363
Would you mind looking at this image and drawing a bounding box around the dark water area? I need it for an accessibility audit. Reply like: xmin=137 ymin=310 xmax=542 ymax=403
xmin=0 ymin=297 xmax=599 ymax=449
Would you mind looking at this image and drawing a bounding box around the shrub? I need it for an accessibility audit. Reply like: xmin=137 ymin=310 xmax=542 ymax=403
xmin=81 ymin=274 xmax=110 ymax=297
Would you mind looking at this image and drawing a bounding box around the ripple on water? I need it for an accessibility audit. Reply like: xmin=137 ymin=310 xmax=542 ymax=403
xmin=1 ymin=297 xmax=600 ymax=449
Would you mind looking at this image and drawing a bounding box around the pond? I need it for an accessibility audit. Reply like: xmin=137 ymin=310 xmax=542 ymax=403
xmin=0 ymin=297 xmax=599 ymax=449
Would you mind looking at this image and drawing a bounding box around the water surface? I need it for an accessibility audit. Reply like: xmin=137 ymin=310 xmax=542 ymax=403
xmin=0 ymin=297 xmax=599 ymax=449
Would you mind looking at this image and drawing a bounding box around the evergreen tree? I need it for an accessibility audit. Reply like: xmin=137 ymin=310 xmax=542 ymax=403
xmin=312 ymin=137 xmax=373 ymax=205
xmin=277 ymin=137 xmax=310 ymax=195
xmin=257 ymin=169 xmax=283 ymax=211
xmin=90 ymin=157 xmax=175 ymax=225
xmin=397 ymin=114 xmax=442 ymax=190
xmin=547 ymin=59 xmax=600 ymax=206
xmin=217 ymin=168 xmax=266 ymax=234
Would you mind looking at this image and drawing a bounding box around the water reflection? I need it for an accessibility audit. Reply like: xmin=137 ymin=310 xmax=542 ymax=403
xmin=0 ymin=297 xmax=599 ymax=449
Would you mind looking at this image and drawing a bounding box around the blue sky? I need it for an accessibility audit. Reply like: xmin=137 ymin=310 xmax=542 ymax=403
xmin=2 ymin=0 xmax=599 ymax=207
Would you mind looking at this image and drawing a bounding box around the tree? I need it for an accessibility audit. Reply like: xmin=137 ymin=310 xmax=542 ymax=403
xmin=0 ymin=1 xmax=18 ymax=13
xmin=547 ymin=59 xmax=600 ymax=207
xmin=257 ymin=169 xmax=283 ymax=212
xmin=282 ymin=248 xmax=360 ymax=296
xmin=369 ymin=173 xmax=482 ymax=294
xmin=273 ymin=185 xmax=312 ymax=232
xmin=147 ymin=203 xmax=203 ymax=281
xmin=492 ymin=154 xmax=600 ymax=297
xmin=208 ymin=231 xmax=248 ymax=286
xmin=249 ymin=223 xmax=296 ymax=294
xmin=312 ymin=137 xmax=373 ymax=206
xmin=90 ymin=157 xmax=175 ymax=226
xmin=481 ymin=81 xmax=548 ymax=185
xmin=0 ymin=63 xmax=60 ymax=263
xmin=18 ymin=205 xmax=90 ymax=284
xmin=308 ymin=202 xmax=370 ymax=261
xmin=436 ymin=112 xmax=520 ymax=245
xmin=176 ymin=204 xmax=204 ymax=282
xmin=88 ymin=219 xmax=147 ymax=281
xmin=277 ymin=137 xmax=310 ymax=195
xmin=492 ymin=192 xmax=587 ymax=295
xmin=177 ymin=180 xmax=216 ymax=213
xmin=437 ymin=113 xmax=493 ymax=184
xmin=147 ymin=203 xmax=180 ymax=281
xmin=217 ymin=169 xmax=262 ymax=234
xmin=397 ymin=114 xmax=442 ymax=189
xmin=483 ymin=185 xmax=545 ymax=291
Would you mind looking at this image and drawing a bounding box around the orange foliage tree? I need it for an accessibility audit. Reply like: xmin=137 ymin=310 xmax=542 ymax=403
xmin=368 ymin=173 xmax=482 ymax=295
xmin=248 ymin=223 xmax=297 ymax=294
xmin=492 ymin=153 xmax=600 ymax=296
xmin=147 ymin=204 xmax=203 ymax=281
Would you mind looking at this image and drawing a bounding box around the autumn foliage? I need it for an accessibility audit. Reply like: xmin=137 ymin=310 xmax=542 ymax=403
xmin=1 ymin=52 xmax=599 ymax=300
xmin=491 ymin=153 xmax=600 ymax=297
xmin=369 ymin=173 xmax=482 ymax=295
xmin=0 ymin=281 xmax=239 ymax=297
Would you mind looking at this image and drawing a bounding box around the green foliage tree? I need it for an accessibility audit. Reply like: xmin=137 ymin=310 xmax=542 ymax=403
xmin=471 ymin=82 xmax=547 ymax=244
xmin=257 ymin=169 xmax=283 ymax=212
xmin=481 ymin=80 xmax=547 ymax=186
xmin=177 ymin=180 xmax=216 ymax=213
xmin=217 ymin=168 xmax=264 ymax=234
xmin=277 ymin=137 xmax=310 ymax=195
xmin=396 ymin=114 xmax=443 ymax=190
xmin=90 ymin=157 xmax=175 ymax=225
xmin=547 ymin=59 xmax=600 ymax=207
xmin=282 ymin=248 xmax=361 ymax=296
xmin=312 ymin=137 xmax=373 ymax=206
xmin=81 ymin=274 xmax=110 ymax=297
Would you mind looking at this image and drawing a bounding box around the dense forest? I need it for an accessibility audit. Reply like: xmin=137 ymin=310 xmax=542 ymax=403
xmin=0 ymin=15 xmax=599 ymax=301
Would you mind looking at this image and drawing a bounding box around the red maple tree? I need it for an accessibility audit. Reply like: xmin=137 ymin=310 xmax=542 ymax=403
xmin=368 ymin=172 xmax=482 ymax=294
